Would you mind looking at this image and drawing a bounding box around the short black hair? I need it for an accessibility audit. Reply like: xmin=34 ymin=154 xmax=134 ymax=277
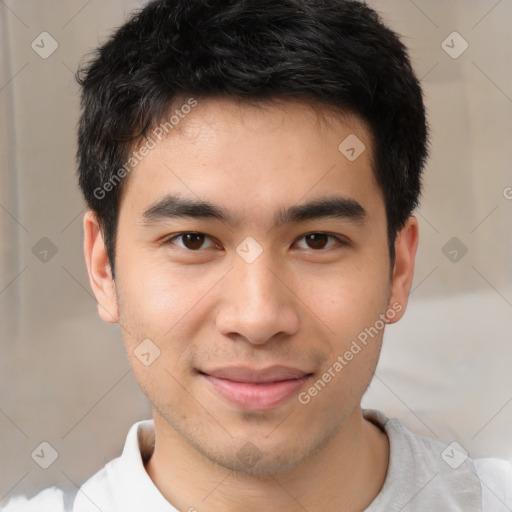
xmin=77 ymin=0 xmax=429 ymax=279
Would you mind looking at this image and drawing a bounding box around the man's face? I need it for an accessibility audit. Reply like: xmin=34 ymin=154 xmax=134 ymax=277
xmin=89 ymin=98 xmax=410 ymax=475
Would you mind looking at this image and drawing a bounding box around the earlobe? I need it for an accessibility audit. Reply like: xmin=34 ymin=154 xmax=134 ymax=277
xmin=83 ymin=210 xmax=120 ymax=324
xmin=387 ymin=216 xmax=419 ymax=325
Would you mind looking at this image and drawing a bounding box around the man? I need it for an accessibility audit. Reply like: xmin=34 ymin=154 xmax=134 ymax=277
xmin=4 ymin=0 xmax=511 ymax=510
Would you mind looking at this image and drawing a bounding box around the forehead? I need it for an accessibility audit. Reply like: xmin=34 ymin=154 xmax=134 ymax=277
xmin=119 ymin=97 xmax=381 ymax=223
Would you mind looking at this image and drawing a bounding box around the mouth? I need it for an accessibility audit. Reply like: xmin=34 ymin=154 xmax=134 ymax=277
xmin=198 ymin=366 xmax=314 ymax=411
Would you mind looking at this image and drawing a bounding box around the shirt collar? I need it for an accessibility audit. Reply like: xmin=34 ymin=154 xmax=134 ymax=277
xmin=106 ymin=419 xmax=178 ymax=512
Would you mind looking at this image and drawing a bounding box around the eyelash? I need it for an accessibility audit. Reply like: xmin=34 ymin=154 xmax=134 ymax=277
xmin=163 ymin=232 xmax=348 ymax=251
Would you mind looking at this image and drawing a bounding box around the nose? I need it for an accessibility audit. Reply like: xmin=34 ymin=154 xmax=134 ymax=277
xmin=215 ymin=252 xmax=300 ymax=345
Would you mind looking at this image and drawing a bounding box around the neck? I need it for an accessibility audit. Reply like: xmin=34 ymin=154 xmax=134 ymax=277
xmin=145 ymin=408 xmax=389 ymax=512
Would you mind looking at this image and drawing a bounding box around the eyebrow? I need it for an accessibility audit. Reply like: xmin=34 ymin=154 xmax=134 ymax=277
xmin=141 ymin=194 xmax=367 ymax=228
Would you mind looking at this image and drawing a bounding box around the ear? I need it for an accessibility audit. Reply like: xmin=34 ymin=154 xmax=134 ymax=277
xmin=83 ymin=210 xmax=120 ymax=323
xmin=387 ymin=216 xmax=419 ymax=324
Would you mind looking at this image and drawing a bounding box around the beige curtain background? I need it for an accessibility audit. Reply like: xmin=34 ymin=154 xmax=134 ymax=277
xmin=1 ymin=0 xmax=511 ymax=502
xmin=0 ymin=4 xmax=18 ymax=349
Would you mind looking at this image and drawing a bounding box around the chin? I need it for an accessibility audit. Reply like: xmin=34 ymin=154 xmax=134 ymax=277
xmin=209 ymin=444 xmax=311 ymax=477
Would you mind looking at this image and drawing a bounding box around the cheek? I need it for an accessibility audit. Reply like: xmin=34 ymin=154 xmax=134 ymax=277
xmin=294 ymin=256 xmax=391 ymax=343
xmin=114 ymin=261 xmax=203 ymax=404
xmin=115 ymin=257 xmax=227 ymax=383
xmin=299 ymin=273 xmax=389 ymax=408
xmin=117 ymin=256 xmax=211 ymax=332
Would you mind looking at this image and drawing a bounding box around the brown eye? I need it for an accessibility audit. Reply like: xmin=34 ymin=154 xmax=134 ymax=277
xmin=168 ymin=232 xmax=216 ymax=250
xmin=182 ymin=233 xmax=205 ymax=250
xmin=305 ymin=233 xmax=329 ymax=249
xmin=295 ymin=233 xmax=343 ymax=250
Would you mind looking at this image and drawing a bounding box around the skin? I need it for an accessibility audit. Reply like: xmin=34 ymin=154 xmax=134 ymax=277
xmin=84 ymin=98 xmax=418 ymax=511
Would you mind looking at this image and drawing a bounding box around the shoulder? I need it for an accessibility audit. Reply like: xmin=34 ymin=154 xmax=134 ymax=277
xmin=363 ymin=409 xmax=511 ymax=511
xmin=1 ymin=487 xmax=67 ymax=512
xmin=474 ymin=457 xmax=512 ymax=511
xmin=2 ymin=421 xmax=151 ymax=512
xmin=0 ymin=470 xmax=118 ymax=512
xmin=72 ymin=465 xmax=116 ymax=512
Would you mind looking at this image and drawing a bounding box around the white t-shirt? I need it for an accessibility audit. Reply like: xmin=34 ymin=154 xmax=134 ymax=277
xmin=3 ymin=409 xmax=511 ymax=511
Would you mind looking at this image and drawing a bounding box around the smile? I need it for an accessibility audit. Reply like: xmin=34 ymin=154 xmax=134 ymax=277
xmin=199 ymin=366 xmax=313 ymax=411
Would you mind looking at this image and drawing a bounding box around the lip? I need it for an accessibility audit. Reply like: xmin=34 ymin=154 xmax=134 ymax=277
xmin=200 ymin=366 xmax=313 ymax=411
